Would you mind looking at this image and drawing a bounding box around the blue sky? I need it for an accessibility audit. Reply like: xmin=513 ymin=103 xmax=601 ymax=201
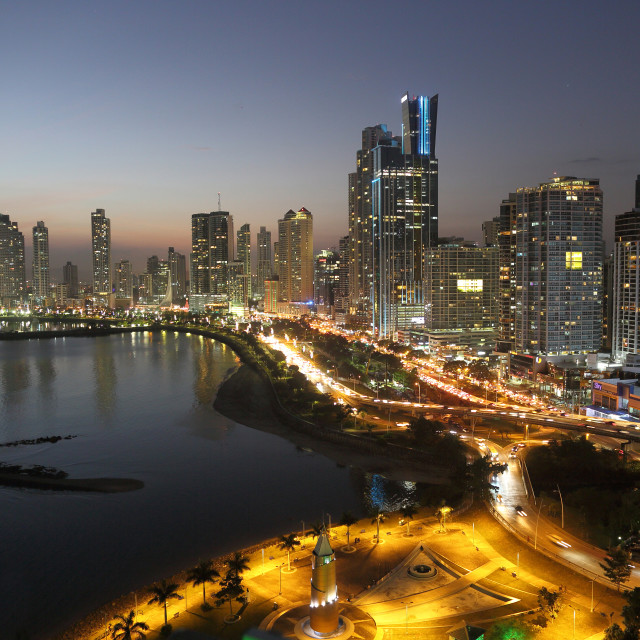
xmin=1 ymin=0 xmax=638 ymax=279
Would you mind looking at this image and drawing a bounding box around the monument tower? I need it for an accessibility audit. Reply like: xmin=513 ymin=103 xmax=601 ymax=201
xmin=310 ymin=530 xmax=339 ymax=635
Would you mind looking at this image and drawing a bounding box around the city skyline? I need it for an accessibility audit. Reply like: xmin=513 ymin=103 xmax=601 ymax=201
xmin=2 ymin=1 xmax=638 ymax=277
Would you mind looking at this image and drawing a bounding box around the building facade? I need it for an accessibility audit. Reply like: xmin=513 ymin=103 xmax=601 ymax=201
xmin=511 ymin=177 xmax=603 ymax=356
xmin=256 ymin=226 xmax=272 ymax=298
xmin=91 ymin=209 xmax=111 ymax=303
xmin=276 ymin=208 xmax=313 ymax=303
xmin=63 ymin=261 xmax=79 ymax=299
xmin=236 ymin=223 xmax=251 ymax=299
xmin=612 ymin=176 xmax=640 ymax=363
xmin=114 ymin=259 xmax=133 ymax=300
xmin=32 ymin=220 xmax=50 ymax=303
xmin=369 ymin=92 xmax=439 ymax=338
xmin=0 ymin=213 xmax=25 ymax=306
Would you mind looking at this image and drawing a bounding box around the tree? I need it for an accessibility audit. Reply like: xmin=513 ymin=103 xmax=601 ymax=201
xmin=309 ymin=521 xmax=323 ymax=539
xmin=467 ymin=454 xmax=507 ymax=498
xmin=215 ymin=570 xmax=245 ymax=619
xmin=111 ymin=611 xmax=149 ymax=640
xmin=601 ymin=546 xmax=633 ymax=591
xmin=443 ymin=360 xmax=466 ymax=375
xmin=537 ymin=586 xmax=563 ymax=621
xmin=622 ymin=586 xmax=640 ymax=638
xmin=186 ymin=560 xmax=219 ymax=607
xmin=400 ymin=503 xmax=418 ymax=536
xmin=603 ymin=623 xmax=626 ymax=640
xmin=370 ymin=508 xmax=386 ymax=541
xmin=278 ymin=533 xmax=301 ymax=571
xmin=225 ymin=551 xmax=249 ymax=579
xmin=436 ymin=502 xmax=453 ymax=532
xmin=468 ymin=360 xmax=495 ymax=382
xmin=340 ymin=512 xmax=358 ymax=549
xmin=484 ymin=618 xmax=535 ymax=640
xmin=147 ymin=580 xmax=180 ymax=626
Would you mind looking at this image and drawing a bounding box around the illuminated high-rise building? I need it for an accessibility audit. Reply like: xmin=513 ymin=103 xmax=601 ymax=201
xmin=32 ymin=220 xmax=50 ymax=303
xmin=510 ymin=177 xmax=603 ymax=358
xmin=0 ymin=213 xmax=25 ymax=305
xmin=612 ymin=176 xmax=640 ymax=363
xmin=190 ymin=210 xmax=234 ymax=299
xmin=114 ymin=259 xmax=133 ymax=300
xmin=168 ymin=246 xmax=187 ymax=303
xmin=63 ymin=261 xmax=79 ymax=299
xmin=277 ymin=207 xmax=313 ymax=303
xmin=236 ymin=223 xmax=251 ymax=299
xmin=256 ymin=226 xmax=272 ymax=298
xmin=91 ymin=209 xmax=111 ymax=303
xmin=369 ymin=92 xmax=438 ymax=337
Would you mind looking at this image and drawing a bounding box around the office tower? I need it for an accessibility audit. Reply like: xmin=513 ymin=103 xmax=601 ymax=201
xmin=168 ymin=247 xmax=187 ymax=303
xmin=348 ymin=124 xmax=398 ymax=315
xmin=191 ymin=213 xmax=211 ymax=295
xmin=335 ymin=235 xmax=350 ymax=314
xmin=426 ymin=240 xmax=499 ymax=349
xmin=63 ymin=261 xmax=79 ymax=298
xmin=0 ymin=213 xmax=25 ymax=305
xmin=190 ymin=210 xmax=234 ymax=299
xmin=369 ymin=92 xmax=438 ymax=338
xmin=256 ymin=226 xmax=272 ymax=298
xmin=277 ymin=207 xmax=313 ymax=303
xmin=236 ymin=223 xmax=251 ymax=299
xmin=497 ymin=194 xmax=517 ymax=353
xmin=114 ymin=259 xmax=133 ymax=299
xmin=91 ymin=209 xmax=111 ymax=303
xmin=612 ymin=176 xmax=640 ymax=363
xmin=602 ymin=251 xmax=614 ymax=352
xmin=482 ymin=216 xmax=500 ymax=247
xmin=511 ymin=177 xmax=603 ymax=357
xmin=32 ymin=221 xmax=50 ymax=303
xmin=264 ymin=276 xmax=279 ymax=313
xmin=228 ymin=260 xmax=249 ymax=314
xmin=314 ymin=249 xmax=340 ymax=315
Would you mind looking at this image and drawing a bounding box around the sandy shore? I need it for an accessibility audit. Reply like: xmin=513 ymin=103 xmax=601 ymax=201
xmin=214 ymin=364 xmax=451 ymax=484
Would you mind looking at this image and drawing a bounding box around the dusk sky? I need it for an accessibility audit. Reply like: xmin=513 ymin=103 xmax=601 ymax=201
xmin=2 ymin=0 xmax=638 ymax=280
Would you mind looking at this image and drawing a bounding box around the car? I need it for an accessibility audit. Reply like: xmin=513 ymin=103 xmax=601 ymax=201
xmin=515 ymin=505 xmax=527 ymax=517
xmin=560 ymin=412 xmax=567 ymax=416
xmin=606 ymin=420 xmax=616 ymax=426
xmin=509 ymin=452 xmax=517 ymax=459
xmin=548 ymin=534 xmax=571 ymax=548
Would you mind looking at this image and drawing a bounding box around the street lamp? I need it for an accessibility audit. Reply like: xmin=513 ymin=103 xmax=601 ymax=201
xmin=556 ymin=484 xmax=564 ymax=529
xmin=415 ymin=382 xmax=421 ymax=404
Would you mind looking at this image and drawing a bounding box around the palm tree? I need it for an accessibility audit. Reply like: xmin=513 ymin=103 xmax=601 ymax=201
xmin=186 ymin=559 xmax=219 ymax=607
xmin=226 ymin=551 xmax=250 ymax=578
xmin=111 ymin=611 xmax=149 ymax=640
xmin=401 ymin=503 xmax=418 ymax=536
xmin=147 ymin=580 xmax=180 ymax=626
xmin=436 ymin=502 xmax=453 ymax=532
xmin=309 ymin=521 xmax=323 ymax=539
xmin=215 ymin=570 xmax=245 ymax=619
xmin=278 ymin=533 xmax=301 ymax=571
xmin=370 ymin=508 xmax=386 ymax=542
xmin=340 ymin=511 xmax=358 ymax=548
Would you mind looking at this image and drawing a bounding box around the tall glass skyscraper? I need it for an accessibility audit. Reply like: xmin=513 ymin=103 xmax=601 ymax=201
xmin=370 ymin=92 xmax=439 ymax=338
xmin=612 ymin=175 xmax=640 ymax=363
xmin=511 ymin=177 xmax=603 ymax=356
xmin=91 ymin=209 xmax=111 ymax=304
xmin=277 ymin=207 xmax=313 ymax=303
xmin=256 ymin=226 xmax=272 ymax=298
xmin=0 ymin=213 xmax=25 ymax=305
xmin=32 ymin=220 xmax=50 ymax=303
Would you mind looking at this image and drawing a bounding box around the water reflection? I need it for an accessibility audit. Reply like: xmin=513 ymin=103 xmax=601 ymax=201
xmin=93 ymin=338 xmax=116 ymax=419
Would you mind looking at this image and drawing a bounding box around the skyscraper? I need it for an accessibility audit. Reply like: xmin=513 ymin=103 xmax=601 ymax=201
xmin=114 ymin=259 xmax=133 ymax=300
xmin=612 ymin=175 xmax=640 ymax=363
xmin=348 ymin=124 xmax=397 ymax=316
xmin=32 ymin=221 xmax=50 ymax=303
xmin=189 ymin=210 xmax=234 ymax=299
xmin=369 ymin=92 xmax=439 ymax=337
xmin=256 ymin=226 xmax=272 ymax=298
xmin=0 ymin=213 xmax=25 ymax=306
xmin=236 ymin=223 xmax=251 ymax=299
xmin=277 ymin=207 xmax=313 ymax=303
xmin=63 ymin=261 xmax=79 ymax=299
xmin=510 ymin=177 xmax=603 ymax=358
xmin=168 ymin=246 xmax=187 ymax=303
xmin=91 ymin=209 xmax=111 ymax=303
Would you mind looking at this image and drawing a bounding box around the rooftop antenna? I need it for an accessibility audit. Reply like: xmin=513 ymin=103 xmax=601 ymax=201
xmin=218 ymin=192 xmax=221 ymax=211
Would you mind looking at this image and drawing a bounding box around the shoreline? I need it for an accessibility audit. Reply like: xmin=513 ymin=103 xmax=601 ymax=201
xmin=214 ymin=363 xmax=454 ymax=484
